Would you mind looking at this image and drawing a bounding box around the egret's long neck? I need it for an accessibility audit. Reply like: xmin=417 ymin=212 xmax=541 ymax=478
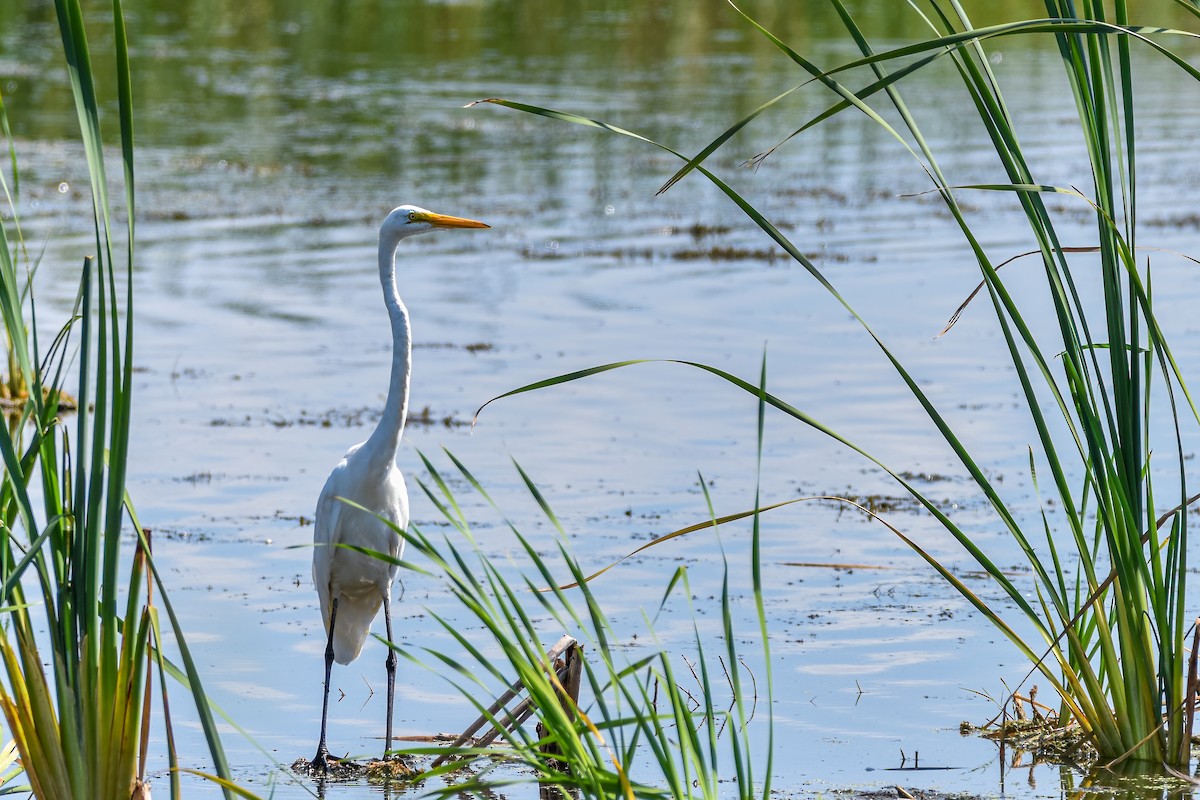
xmin=365 ymin=231 xmax=411 ymax=468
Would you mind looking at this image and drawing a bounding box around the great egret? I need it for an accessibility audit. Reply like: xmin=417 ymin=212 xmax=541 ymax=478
xmin=310 ymin=205 xmax=490 ymax=770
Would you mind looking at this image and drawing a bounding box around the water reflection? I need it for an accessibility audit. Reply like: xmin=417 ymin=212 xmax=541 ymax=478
xmin=973 ymin=731 xmax=1200 ymax=800
xmin=1066 ymin=761 xmax=1195 ymax=800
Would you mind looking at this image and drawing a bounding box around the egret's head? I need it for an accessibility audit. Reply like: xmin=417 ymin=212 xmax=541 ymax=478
xmin=381 ymin=204 xmax=490 ymax=242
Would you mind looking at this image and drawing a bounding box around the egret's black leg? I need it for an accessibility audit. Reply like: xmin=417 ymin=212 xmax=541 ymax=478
xmin=311 ymin=597 xmax=339 ymax=771
xmin=383 ymin=596 xmax=397 ymax=760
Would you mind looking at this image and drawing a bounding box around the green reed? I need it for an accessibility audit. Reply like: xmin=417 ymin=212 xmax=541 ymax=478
xmin=360 ymin=431 xmax=772 ymax=798
xmin=349 ymin=360 xmax=774 ymax=797
xmin=0 ymin=1 xmax=234 ymax=797
xmin=475 ymin=0 xmax=1200 ymax=770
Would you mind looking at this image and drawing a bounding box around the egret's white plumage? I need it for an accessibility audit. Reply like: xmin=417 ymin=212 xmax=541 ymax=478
xmin=313 ymin=449 xmax=408 ymax=664
xmin=310 ymin=204 xmax=489 ymax=770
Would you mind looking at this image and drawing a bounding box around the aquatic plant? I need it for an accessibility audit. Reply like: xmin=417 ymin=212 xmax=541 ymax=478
xmin=375 ymin=427 xmax=773 ymax=798
xmin=354 ymin=365 xmax=775 ymax=796
xmin=0 ymin=1 xmax=234 ymax=797
xmin=475 ymin=0 xmax=1200 ymax=770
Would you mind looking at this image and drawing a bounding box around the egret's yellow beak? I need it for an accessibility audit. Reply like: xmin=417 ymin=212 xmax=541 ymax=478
xmin=420 ymin=211 xmax=490 ymax=229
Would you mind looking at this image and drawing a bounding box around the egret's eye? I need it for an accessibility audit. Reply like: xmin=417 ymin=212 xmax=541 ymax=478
xmin=407 ymin=211 xmax=418 ymax=222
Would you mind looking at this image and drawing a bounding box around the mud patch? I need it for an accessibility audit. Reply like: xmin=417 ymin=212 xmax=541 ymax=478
xmin=833 ymin=789 xmax=975 ymax=800
xmin=821 ymin=492 xmax=928 ymax=515
xmin=290 ymin=754 xmax=422 ymax=783
xmin=519 ymin=244 xmax=854 ymax=263
xmin=1144 ymin=212 xmax=1200 ymax=229
xmin=210 ymin=405 xmax=472 ymax=429
xmin=416 ymin=341 xmax=495 ymax=354
xmin=966 ymin=717 xmax=1097 ymax=768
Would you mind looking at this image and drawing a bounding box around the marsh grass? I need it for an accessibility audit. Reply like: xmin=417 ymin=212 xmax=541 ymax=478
xmin=0 ymin=1 xmax=235 ymax=797
xmin=359 ymin=435 xmax=773 ymax=798
xmin=474 ymin=0 xmax=1200 ymax=771
xmin=339 ymin=362 xmax=775 ymax=798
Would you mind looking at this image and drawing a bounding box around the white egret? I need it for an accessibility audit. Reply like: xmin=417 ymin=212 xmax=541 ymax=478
xmin=310 ymin=205 xmax=489 ymax=770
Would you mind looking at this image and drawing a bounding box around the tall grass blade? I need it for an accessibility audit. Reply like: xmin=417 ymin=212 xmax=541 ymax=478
xmin=0 ymin=1 xmax=238 ymax=796
xmin=479 ymin=0 xmax=1200 ymax=769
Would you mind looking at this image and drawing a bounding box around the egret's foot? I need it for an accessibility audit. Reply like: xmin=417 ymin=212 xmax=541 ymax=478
xmin=310 ymin=750 xmax=334 ymax=773
xmin=293 ymin=753 xmax=363 ymax=780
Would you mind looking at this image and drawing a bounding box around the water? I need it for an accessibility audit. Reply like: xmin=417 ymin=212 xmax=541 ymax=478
xmin=4 ymin=0 xmax=1200 ymax=797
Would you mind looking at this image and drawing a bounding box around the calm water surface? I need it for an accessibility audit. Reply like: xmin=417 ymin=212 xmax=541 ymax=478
xmin=4 ymin=1 xmax=1200 ymax=797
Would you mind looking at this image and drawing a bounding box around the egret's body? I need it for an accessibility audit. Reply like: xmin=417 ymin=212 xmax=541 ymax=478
xmin=313 ymin=445 xmax=408 ymax=665
xmin=311 ymin=205 xmax=489 ymax=769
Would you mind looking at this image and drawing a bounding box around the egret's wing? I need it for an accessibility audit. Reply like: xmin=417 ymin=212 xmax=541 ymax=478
xmin=312 ymin=471 xmax=343 ymax=627
xmin=390 ymin=470 xmax=409 ymax=560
